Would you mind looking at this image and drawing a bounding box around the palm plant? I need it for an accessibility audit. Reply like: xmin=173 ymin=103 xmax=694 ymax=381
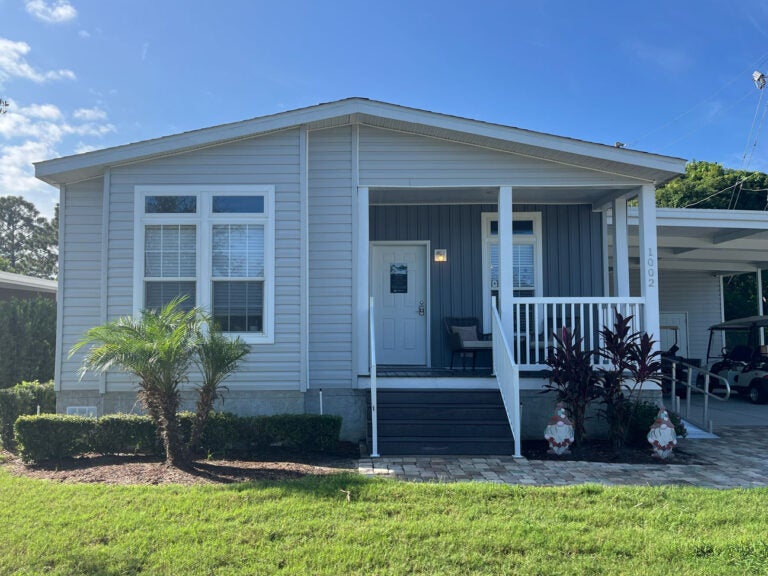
xmin=70 ymin=298 xmax=202 ymax=466
xmin=189 ymin=326 xmax=250 ymax=453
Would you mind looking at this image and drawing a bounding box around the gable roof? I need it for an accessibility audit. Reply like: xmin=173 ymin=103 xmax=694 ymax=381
xmin=35 ymin=98 xmax=686 ymax=186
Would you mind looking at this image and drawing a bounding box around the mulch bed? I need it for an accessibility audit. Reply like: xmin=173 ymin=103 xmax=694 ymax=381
xmin=0 ymin=449 xmax=356 ymax=485
xmin=522 ymin=439 xmax=708 ymax=465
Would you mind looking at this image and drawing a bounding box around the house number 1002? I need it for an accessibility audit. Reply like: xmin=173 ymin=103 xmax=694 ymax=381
xmin=647 ymin=248 xmax=656 ymax=287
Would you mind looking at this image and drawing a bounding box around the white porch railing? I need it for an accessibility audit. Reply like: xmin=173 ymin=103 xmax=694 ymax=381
xmin=491 ymin=296 xmax=522 ymax=458
xmin=369 ymin=296 xmax=379 ymax=458
xmin=508 ymin=297 xmax=645 ymax=370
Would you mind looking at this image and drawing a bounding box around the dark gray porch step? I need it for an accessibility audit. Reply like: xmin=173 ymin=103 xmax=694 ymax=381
xmin=378 ymin=420 xmax=512 ymax=437
xmin=376 ymin=390 xmax=503 ymax=404
xmin=378 ymin=438 xmax=515 ymax=456
xmin=368 ymin=388 xmax=514 ymax=456
xmin=376 ymin=405 xmax=508 ymax=421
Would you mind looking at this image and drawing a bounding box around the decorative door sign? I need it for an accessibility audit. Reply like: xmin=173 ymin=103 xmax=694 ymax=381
xmin=390 ymin=263 xmax=408 ymax=293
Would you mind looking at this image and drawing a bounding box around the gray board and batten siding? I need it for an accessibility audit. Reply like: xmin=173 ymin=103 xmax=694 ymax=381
xmin=370 ymin=204 xmax=604 ymax=369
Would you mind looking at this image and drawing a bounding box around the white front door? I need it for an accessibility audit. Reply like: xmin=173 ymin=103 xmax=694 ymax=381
xmin=371 ymin=244 xmax=428 ymax=365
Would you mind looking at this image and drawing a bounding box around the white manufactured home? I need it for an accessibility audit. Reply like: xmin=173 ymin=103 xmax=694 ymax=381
xmin=35 ymin=98 xmax=768 ymax=455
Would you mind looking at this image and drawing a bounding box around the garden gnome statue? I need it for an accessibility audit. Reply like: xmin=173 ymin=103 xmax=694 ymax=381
xmin=647 ymin=406 xmax=677 ymax=460
xmin=544 ymin=402 xmax=574 ymax=456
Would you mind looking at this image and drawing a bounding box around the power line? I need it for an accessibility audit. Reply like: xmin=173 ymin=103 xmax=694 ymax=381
xmin=629 ymin=52 xmax=768 ymax=148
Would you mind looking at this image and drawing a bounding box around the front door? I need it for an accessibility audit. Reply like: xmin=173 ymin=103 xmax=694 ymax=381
xmin=371 ymin=243 xmax=428 ymax=365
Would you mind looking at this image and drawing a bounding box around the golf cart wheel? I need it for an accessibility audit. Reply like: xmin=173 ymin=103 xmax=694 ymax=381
xmin=748 ymin=380 xmax=768 ymax=404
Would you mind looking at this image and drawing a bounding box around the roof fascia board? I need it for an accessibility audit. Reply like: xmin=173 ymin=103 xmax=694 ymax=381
xmin=35 ymin=99 xmax=363 ymax=184
xmin=36 ymin=98 xmax=686 ymax=185
xmin=627 ymin=207 xmax=768 ymax=229
xmin=354 ymin=100 xmax=687 ymax=174
xmin=0 ymin=271 xmax=57 ymax=292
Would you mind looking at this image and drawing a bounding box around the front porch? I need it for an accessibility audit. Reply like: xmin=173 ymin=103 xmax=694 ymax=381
xmin=358 ymin=184 xmax=660 ymax=457
xmin=359 ymin=185 xmax=659 ymax=374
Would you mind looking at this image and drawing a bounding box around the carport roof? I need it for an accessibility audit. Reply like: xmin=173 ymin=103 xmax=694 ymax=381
xmin=623 ymin=207 xmax=768 ymax=275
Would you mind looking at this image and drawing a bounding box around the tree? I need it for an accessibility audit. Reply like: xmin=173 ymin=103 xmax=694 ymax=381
xmin=656 ymin=161 xmax=768 ymax=320
xmin=0 ymin=296 xmax=56 ymax=389
xmin=656 ymin=160 xmax=768 ymax=211
xmin=71 ymin=298 xmax=203 ymax=466
xmin=0 ymin=196 xmax=58 ymax=279
xmin=189 ymin=327 xmax=250 ymax=453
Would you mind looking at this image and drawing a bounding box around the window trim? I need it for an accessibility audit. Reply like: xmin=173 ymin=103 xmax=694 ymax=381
xmin=134 ymin=185 xmax=275 ymax=344
xmin=481 ymin=211 xmax=543 ymax=332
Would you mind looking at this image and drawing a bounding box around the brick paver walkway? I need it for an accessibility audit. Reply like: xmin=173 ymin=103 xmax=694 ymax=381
xmin=357 ymin=426 xmax=768 ymax=488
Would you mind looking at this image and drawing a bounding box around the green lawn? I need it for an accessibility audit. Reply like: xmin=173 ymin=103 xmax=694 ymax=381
xmin=0 ymin=468 xmax=766 ymax=575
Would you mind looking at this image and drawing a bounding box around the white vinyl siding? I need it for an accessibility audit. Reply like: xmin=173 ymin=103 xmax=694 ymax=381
xmin=59 ymin=178 xmax=103 ymax=391
xmin=98 ymin=129 xmax=302 ymax=393
xmin=358 ymin=126 xmax=645 ymax=187
xmin=654 ymin=270 xmax=723 ymax=362
xmin=308 ymin=126 xmax=354 ymax=388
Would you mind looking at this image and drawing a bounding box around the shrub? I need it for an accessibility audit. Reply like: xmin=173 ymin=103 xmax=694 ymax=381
xmin=90 ymin=414 xmax=160 ymax=456
xmin=260 ymin=414 xmax=342 ymax=453
xmin=14 ymin=414 xmax=94 ymax=463
xmin=0 ymin=380 xmax=55 ymax=449
xmin=13 ymin=412 xmax=343 ymax=463
xmin=195 ymin=412 xmax=241 ymax=457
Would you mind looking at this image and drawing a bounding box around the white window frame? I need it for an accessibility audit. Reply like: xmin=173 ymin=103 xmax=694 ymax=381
xmin=134 ymin=185 xmax=275 ymax=344
xmin=481 ymin=211 xmax=543 ymax=332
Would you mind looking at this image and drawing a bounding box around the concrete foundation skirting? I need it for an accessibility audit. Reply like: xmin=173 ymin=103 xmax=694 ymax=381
xmin=58 ymin=387 xmax=663 ymax=444
xmin=57 ymin=388 xmax=369 ymax=442
xmin=520 ymin=389 xmax=663 ymax=440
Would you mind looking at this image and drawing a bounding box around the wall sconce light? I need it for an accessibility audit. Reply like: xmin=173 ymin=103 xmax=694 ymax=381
xmin=434 ymin=249 xmax=447 ymax=263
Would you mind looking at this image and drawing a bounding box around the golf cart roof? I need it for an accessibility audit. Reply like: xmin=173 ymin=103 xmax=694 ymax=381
xmin=709 ymin=316 xmax=768 ymax=330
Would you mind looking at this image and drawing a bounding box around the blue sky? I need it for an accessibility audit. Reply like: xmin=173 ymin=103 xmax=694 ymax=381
xmin=3 ymin=0 xmax=768 ymax=217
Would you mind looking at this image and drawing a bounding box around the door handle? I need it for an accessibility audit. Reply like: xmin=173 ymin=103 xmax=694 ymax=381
xmin=418 ymin=300 xmax=425 ymax=316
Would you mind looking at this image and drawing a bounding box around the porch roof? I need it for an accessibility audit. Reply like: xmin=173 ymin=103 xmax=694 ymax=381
xmin=35 ymin=98 xmax=686 ymax=187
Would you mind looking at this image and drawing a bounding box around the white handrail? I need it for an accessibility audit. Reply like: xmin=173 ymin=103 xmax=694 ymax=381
xmin=491 ymin=296 xmax=522 ymax=458
xmin=663 ymin=357 xmax=731 ymax=434
xmin=369 ymin=296 xmax=379 ymax=458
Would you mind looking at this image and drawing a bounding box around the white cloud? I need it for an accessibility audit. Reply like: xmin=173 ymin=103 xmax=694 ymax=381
xmin=25 ymin=0 xmax=77 ymax=23
xmin=0 ymin=100 xmax=115 ymax=218
xmin=0 ymin=37 xmax=76 ymax=86
xmin=73 ymin=142 xmax=98 ymax=154
xmin=73 ymin=107 xmax=107 ymax=121
xmin=78 ymin=30 xmax=90 ymax=39
xmin=141 ymin=42 xmax=150 ymax=62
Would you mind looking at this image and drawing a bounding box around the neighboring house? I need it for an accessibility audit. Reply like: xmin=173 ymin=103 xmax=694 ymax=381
xmin=0 ymin=270 xmax=57 ymax=301
xmin=34 ymin=98 xmax=768 ymax=455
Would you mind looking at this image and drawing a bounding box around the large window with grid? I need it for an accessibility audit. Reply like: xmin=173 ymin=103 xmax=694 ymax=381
xmin=135 ymin=186 xmax=275 ymax=343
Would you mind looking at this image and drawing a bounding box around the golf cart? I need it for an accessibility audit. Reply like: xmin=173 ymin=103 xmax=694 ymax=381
xmin=705 ymin=316 xmax=768 ymax=404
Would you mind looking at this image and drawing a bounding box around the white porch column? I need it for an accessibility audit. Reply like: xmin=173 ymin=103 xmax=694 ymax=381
xmin=356 ymin=186 xmax=370 ymax=375
xmin=638 ymin=184 xmax=660 ymax=349
xmin=499 ymin=186 xmax=515 ymax=334
xmin=612 ymin=196 xmax=630 ymax=297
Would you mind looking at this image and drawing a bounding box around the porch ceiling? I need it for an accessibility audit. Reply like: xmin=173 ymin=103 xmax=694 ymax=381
xmin=370 ymin=186 xmax=636 ymax=205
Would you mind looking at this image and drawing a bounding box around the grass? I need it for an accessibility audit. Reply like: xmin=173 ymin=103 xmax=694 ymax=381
xmin=1 ymin=469 xmax=767 ymax=575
